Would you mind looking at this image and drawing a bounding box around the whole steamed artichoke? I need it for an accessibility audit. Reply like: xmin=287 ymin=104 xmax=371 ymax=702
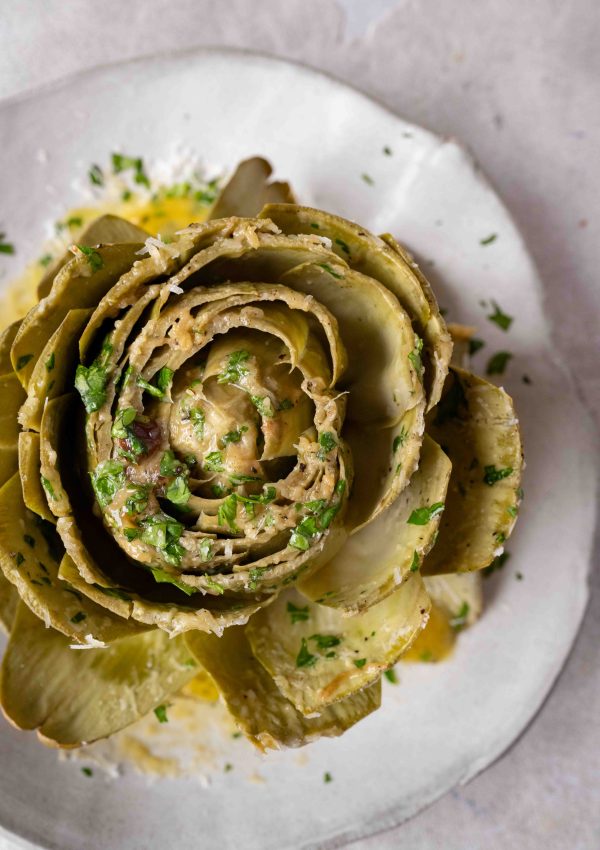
xmin=0 ymin=159 xmax=522 ymax=749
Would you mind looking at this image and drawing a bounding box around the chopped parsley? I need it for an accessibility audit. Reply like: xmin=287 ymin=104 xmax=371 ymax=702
xmin=487 ymin=301 xmax=513 ymax=331
xmin=408 ymin=335 xmax=424 ymax=377
xmin=150 ymin=567 xmax=195 ymax=595
xmin=469 ymin=338 xmax=485 ymax=355
xmin=354 ymin=658 xmax=367 ymax=668
xmin=16 ymin=354 xmax=33 ymax=371
xmin=74 ymin=244 xmax=103 ymax=272
xmin=45 ymin=352 xmax=55 ymax=371
xmin=39 ymin=253 xmax=53 ymax=267
xmin=318 ymin=431 xmax=337 ymax=460
xmin=204 ymin=577 xmax=225 ymax=595
xmin=153 ymin=704 xmax=169 ymax=723
xmin=0 ymin=233 xmax=15 ymax=255
xmin=383 ymin=145 xmax=393 ymax=155
xmin=112 ymin=153 xmax=150 ymax=188
xmin=165 ymin=475 xmax=191 ymax=506
xmin=324 ymin=772 xmax=333 ymax=783
xmin=88 ymin=164 xmax=103 ymax=186
xmin=410 ymin=550 xmax=420 ymax=572
xmin=217 ymin=494 xmax=239 ymax=531
xmin=75 ymin=339 xmax=113 ymax=412
xmin=483 ymin=465 xmax=513 ymax=486
xmin=189 ymin=407 xmax=205 ymax=438
xmin=81 ymin=767 xmax=93 ymax=777
xmin=139 ymin=513 xmax=185 ymax=566
xmin=251 ymin=395 xmax=275 ymax=418
xmin=384 ymin=668 xmax=398 ymax=684
xmin=90 ymin=460 xmax=126 ymax=508
xmin=450 ymin=601 xmax=470 ymax=631
xmin=310 ymin=633 xmax=341 ymax=651
xmin=507 ymin=504 xmax=519 ymax=518
xmin=393 ymin=427 xmax=408 ymax=453
xmin=486 ymin=351 xmax=512 ymax=375
xmin=361 ymin=173 xmax=375 ymax=185
xmin=480 ymin=233 xmax=498 ymax=246
xmin=335 ymin=237 xmax=350 ymax=254
xmin=296 ymin=638 xmax=317 ymax=668
xmin=198 ymin=538 xmax=213 ymax=561
xmin=124 ymin=484 xmax=150 ymax=515
xmin=287 ymin=601 xmax=310 ymax=624
xmin=204 ymin=451 xmax=224 ymax=472
xmin=317 ymin=263 xmax=344 ymax=280
xmin=221 ymin=425 xmax=248 ymax=446
xmin=218 ymin=349 xmax=250 ymax=385
xmin=40 ymin=475 xmax=56 ymax=500
xmin=407 ymin=503 xmax=445 ymax=525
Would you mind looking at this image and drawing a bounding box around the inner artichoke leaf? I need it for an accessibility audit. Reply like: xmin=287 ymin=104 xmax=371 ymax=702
xmin=260 ymin=205 xmax=452 ymax=411
xmin=0 ymin=373 xmax=26 ymax=450
xmin=0 ymin=321 xmax=21 ymax=373
xmin=37 ymin=214 xmax=151 ymax=300
xmin=18 ymin=308 xmax=93 ymax=432
xmin=0 ymin=447 xmax=18 ymax=494
xmin=424 ymin=572 xmax=483 ymax=628
xmin=18 ymin=432 xmax=55 ymax=522
xmin=0 ymin=474 xmax=146 ymax=642
xmin=0 ymin=602 xmax=196 ymax=747
xmin=423 ymin=366 xmax=523 ymax=575
xmin=209 ymin=157 xmax=296 ymax=219
xmin=299 ymin=435 xmax=451 ymax=613
xmin=11 ymin=243 xmax=144 ymax=389
xmin=280 ymin=262 xmax=423 ymax=426
xmin=246 ymin=580 xmax=429 ymax=716
xmin=185 ymin=625 xmax=381 ymax=750
xmin=39 ymin=394 xmax=74 ymax=518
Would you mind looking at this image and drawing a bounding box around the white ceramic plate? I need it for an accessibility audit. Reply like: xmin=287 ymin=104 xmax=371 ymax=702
xmin=0 ymin=48 xmax=596 ymax=850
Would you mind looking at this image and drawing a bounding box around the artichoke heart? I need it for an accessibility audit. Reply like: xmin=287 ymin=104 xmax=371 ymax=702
xmin=0 ymin=157 xmax=522 ymax=750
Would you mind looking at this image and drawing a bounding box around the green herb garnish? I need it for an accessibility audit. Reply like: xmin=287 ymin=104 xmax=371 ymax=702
xmin=483 ymin=465 xmax=513 ymax=486
xmin=221 ymin=425 xmax=248 ymax=446
xmin=218 ymin=349 xmax=250 ymax=385
xmin=469 ymin=338 xmax=485 ymax=355
xmin=296 ymin=638 xmax=317 ymax=668
xmin=317 ymin=263 xmax=344 ymax=280
xmin=287 ymin=601 xmax=310 ymax=624
xmin=75 ymin=244 xmax=103 ymax=272
xmin=487 ymin=301 xmax=513 ymax=331
xmin=16 ymin=354 xmax=33 ymax=371
xmin=90 ymin=460 xmax=126 ymax=508
xmin=410 ymin=550 xmax=420 ymax=572
xmin=70 ymin=611 xmax=87 ymax=624
xmin=486 ymin=351 xmax=512 ymax=375
xmin=318 ymin=431 xmax=337 ymax=459
xmin=384 ymin=668 xmax=398 ymax=684
xmin=88 ymin=164 xmax=103 ymax=186
xmin=112 ymin=153 xmax=150 ymax=188
xmin=154 ymin=704 xmax=169 ymax=723
xmin=75 ymin=339 xmax=113 ymax=412
xmin=480 ymin=233 xmax=498 ymax=246
xmin=407 ymin=503 xmax=445 ymax=525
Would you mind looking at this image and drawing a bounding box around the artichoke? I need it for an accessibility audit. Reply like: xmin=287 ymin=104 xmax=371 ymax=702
xmin=0 ymin=159 xmax=522 ymax=750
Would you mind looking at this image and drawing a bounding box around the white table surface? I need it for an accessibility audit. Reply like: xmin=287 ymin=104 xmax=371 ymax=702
xmin=1 ymin=1 xmax=599 ymax=848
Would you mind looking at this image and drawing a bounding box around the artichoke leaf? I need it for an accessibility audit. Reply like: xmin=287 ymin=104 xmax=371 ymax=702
xmin=18 ymin=308 xmax=93 ymax=432
xmin=260 ymin=205 xmax=452 ymax=410
xmin=300 ymin=435 xmax=451 ymax=613
xmin=18 ymin=432 xmax=55 ymax=522
xmin=246 ymin=580 xmax=429 ymax=716
xmin=0 ymin=574 xmax=17 ymax=634
xmin=0 ymin=373 xmax=26 ymax=449
xmin=185 ymin=625 xmax=381 ymax=750
xmin=423 ymin=367 xmax=523 ymax=575
xmin=11 ymin=243 xmax=144 ymax=389
xmin=424 ymin=572 xmax=483 ymax=627
xmin=0 ymin=602 xmax=196 ymax=747
xmin=39 ymin=394 xmax=74 ymax=518
xmin=37 ymin=214 xmax=150 ymax=300
xmin=210 ymin=157 xmax=296 ymax=219
xmin=0 ymin=474 xmax=144 ymax=642
xmin=0 ymin=321 xmax=21 ymax=373
xmin=0 ymin=447 xmax=18 ymax=492
xmin=279 ymin=262 xmax=423 ymax=426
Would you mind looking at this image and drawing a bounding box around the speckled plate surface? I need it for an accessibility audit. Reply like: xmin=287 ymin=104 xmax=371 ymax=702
xmin=0 ymin=48 xmax=596 ymax=850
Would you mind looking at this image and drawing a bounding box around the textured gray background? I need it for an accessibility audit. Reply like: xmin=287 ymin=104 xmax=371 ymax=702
xmin=1 ymin=1 xmax=599 ymax=848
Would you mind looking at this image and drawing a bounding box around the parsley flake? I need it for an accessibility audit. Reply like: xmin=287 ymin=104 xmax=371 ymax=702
xmin=487 ymin=301 xmax=513 ymax=331
xmin=483 ymin=465 xmax=513 ymax=486
xmin=154 ymin=704 xmax=169 ymax=723
xmin=287 ymin=601 xmax=310 ymax=624
xmin=296 ymin=638 xmax=317 ymax=668
xmin=407 ymin=503 xmax=445 ymax=525
xmin=486 ymin=351 xmax=512 ymax=375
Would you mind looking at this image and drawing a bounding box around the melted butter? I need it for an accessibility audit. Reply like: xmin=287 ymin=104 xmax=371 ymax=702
xmin=181 ymin=671 xmax=220 ymax=702
xmin=1 ymin=192 xmax=209 ymax=327
xmin=401 ymin=603 xmax=456 ymax=663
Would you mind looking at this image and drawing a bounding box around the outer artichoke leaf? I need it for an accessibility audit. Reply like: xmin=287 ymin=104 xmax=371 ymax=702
xmin=37 ymin=214 xmax=150 ymax=300
xmin=260 ymin=205 xmax=452 ymax=410
xmin=39 ymin=394 xmax=74 ymax=518
xmin=0 ymin=373 xmax=26 ymax=449
xmin=11 ymin=243 xmax=143 ymax=388
xmin=18 ymin=308 xmax=93 ymax=432
xmin=424 ymin=572 xmax=483 ymax=627
xmin=0 ymin=321 xmax=21 ymax=373
xmin=246 ymin=581 xmax=429 ymax=716
xmin=299 ymin=435 xmax=451 ymax=613
xmin=18 ymin=432 xmax=55 ymax=522
xmin=0 ymin=603 xmax=196 ymax=747
xmin=280 ymin=262 xmax=423 ymax=426
xmin=0 ymin=474 xmax=144 ymax=642
xmin=185 ymin=625 xmax=381 ymax=750
xmin=0 ymin=574 xmax=17 ymax=634
xmin=423 ymin=366 xmax=523 ymax=575
xmin=210 ymin=157 xmax=296 ymax=219
xmin=0 ymin=447 xmax=18 ymax=492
